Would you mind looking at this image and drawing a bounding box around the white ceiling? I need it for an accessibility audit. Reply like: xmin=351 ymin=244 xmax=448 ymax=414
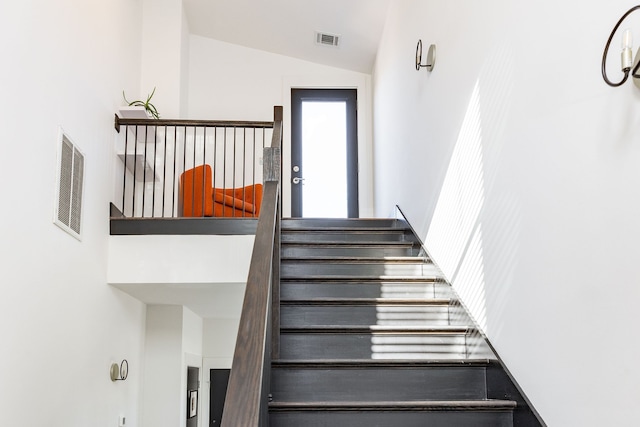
xmin=183 ymin=0 xmax=392 ymax=73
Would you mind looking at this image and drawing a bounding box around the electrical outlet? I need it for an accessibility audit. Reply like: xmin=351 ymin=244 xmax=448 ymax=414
xmin=118 ymin=415 xmax=126 ymax=427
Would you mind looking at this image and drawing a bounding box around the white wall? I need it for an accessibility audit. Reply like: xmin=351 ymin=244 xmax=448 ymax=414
xmin=140 ymin=0 xmax=189 ymax=117
xmin=200 ymin=317 xmax=242 ymax=427
xmin=181 ymin=308 xmax=203 ymax=427
xmin=110 ymin=234 xmax=247 ymax=427
xmin=108 ymin=235 xmax=254 ymax=284
xmin=373 ymin=1 xmax=640 ymax=425
xmin=0 ymin=1 xmax=147 ymax=426
xmin=142 ymin=306 xmax=203 ymax=427
xmin=142 ymin=306 xmax=183 ymax=427
xmin=188 ymin=36 xmax=374 ymax=216
xmin=202 ymin=318 xmax=241 ymax=369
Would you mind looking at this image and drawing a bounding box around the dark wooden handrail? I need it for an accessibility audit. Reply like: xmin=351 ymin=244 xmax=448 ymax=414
xmin=221 ymin=106 xmax=282 ymax=427
xmin=114 ymin=116 xmax=274 ymax=133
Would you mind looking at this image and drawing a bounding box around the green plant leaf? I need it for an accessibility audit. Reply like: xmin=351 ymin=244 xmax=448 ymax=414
xmin=121 ymin=88 xmax=160 ymax=118
xmin=146 ymin=87 xmax=156 ymax=103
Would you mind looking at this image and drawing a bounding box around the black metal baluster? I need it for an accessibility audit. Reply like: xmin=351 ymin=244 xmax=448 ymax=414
xmin=162 ymin=125 xmax=168 ymax=217
xmin=233 ymin=127 xmax=237 ymax=217
xmin=253 ymin=128 xmax=257 ymax=216
xmin=142 ymin=126 xmax=148 ymax=217
xmin=182 ymin=126 xmax=187 ymax=217
xmin=122 ymin=125 xmax=129 ymax=217
xmin=172 ymin=126 xmax=178 ymax=217
xmin=202 ymin=126 xmax=207 ymax=217
xmin=132 ymin=126 xmax=138 ymax=217
xmin=223 ymin=127 xmax=227 ymax=216
xmin=152 ymin=125 xmax=157 ymax=217
xmin=213 ymin=127 xmax=217 ymax=216
xmin=191 ymin=126 xmax=197 ymax=217
xmin=242 ymin=128 xmax=246 ymax=217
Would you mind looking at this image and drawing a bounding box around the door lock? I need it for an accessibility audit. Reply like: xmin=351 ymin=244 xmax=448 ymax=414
xmin=292 ymin=177 xmax=305 ymax=185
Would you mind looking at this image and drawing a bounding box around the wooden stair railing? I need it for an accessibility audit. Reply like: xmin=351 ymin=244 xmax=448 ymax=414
xmin=221 ymin=106 xmax=282 ymax=427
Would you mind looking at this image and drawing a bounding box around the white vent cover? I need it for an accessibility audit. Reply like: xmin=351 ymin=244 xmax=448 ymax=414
xmin=315 ymin=31 xmax=340 ymax=47
xmin=54 ymin=129 xmax=85 ymax=240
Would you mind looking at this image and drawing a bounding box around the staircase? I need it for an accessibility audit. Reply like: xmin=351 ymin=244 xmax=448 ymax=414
xmin=268 ymin=218 xmax=520 ymax=427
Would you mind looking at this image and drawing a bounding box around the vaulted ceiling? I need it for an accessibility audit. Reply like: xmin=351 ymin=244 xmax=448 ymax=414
xmin=183 ymin=0 xmax=392 ymax=74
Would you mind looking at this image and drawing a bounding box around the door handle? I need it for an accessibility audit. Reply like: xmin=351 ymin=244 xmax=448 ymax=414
xmin=292 ymin=177 xmax=305 ymax=185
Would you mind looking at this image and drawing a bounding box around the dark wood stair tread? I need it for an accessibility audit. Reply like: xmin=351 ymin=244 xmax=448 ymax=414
xmin=281 ymin=275 xmax=443 ymax=282
xmin=282 ymin=226 xmax=409 ymax=232
xmin=281 ymin=218 xmax=404 ymax=229
xmin=281 ymin=256 xmax=429 ymax=262
xmin=282 ymin=241 xmax=417 ymax=246
xmin=280 ymin=240 xmax=416 ymax=248
xmin=269 ymin=400 xmax=517 ymax=411
xmin=280 ymin=280 xmax=450 ymax=288
xmin=272 ymin=359 xmax=492 ymax=368
xmin=281 ymin=325 xmax=472 ymax=334
xmin=280 ymin=298 xmax=453 ymax=306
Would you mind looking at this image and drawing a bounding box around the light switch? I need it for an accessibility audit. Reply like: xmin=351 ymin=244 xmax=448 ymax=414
xmin=118 ymin=415 xmax=126 ymax=427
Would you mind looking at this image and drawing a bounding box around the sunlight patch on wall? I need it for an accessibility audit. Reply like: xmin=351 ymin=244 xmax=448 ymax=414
xmin=477 ymin=43 xmax=515 ymax=189
xmin=426 ymin=80 xmax=485 ymax=278
xmin=424 ymin=42 xmax=516 ymax=336
xmin=482 ymin=194 xmax=521 ymax=340
xmin=425 ymin=78 xmax=487 ymax=331
xmin=454 ymin=224 xmax=487 ymax=331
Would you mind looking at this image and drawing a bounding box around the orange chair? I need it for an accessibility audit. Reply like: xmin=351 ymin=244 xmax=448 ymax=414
xmin=179 ymin=165 xmax=262 ymax=217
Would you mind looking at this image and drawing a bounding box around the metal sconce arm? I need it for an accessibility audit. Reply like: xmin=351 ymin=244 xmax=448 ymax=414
xmin=416 ymin=39 xmax=436 ymax=72
xmin=602 ymin=5 xmax=640 ymax=87
xmin=110 ymin=359 xmax=129 ymax=382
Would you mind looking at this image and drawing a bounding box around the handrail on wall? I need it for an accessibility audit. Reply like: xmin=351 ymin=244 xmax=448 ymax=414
xmin=221 ymin=106 xmax=282 ymax=427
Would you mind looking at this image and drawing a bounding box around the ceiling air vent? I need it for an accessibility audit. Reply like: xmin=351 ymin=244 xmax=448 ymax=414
xmin=316 ymin=31 xmax=340 ymax=47
xmin=54 ymin=128 xmax=85 ymax=241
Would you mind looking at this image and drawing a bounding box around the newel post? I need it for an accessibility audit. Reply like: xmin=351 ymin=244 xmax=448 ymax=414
xmin=264 ymin=106 xmax=283 ymax=183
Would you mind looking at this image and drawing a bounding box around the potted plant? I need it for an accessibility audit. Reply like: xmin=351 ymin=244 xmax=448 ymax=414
xmin=121 ymin=87 xmax=160 ymax=119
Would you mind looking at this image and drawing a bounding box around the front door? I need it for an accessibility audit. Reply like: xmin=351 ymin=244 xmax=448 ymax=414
xmin=291 ymin=89 xmax=359 ymax=218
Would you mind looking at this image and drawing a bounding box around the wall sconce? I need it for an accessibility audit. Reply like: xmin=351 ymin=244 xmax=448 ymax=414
xmin=602 ymin=5 xmax=640 ymax=87
xmin=110 ymin=360 xmax=129 ymax=382
xmin=416 ymin=40 xmax=436 ymax=71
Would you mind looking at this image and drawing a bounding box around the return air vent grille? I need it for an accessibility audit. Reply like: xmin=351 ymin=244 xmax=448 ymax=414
xmin=54 ymin=129 xmax=85 ymax=240
xmin=316 ymin=31 xmax=340 ymax=47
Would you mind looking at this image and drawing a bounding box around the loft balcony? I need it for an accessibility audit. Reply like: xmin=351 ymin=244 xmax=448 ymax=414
xmin=110 ymin=106 xmax=282 ymax=235
xmin=108 ymin=106 xmax=283 ymax=318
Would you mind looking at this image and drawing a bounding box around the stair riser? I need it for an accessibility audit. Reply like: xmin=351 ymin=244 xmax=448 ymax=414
xmin=282 ymin=232 xmax=409 ymax=243
xmin=281 ymin=282 xmax=453 ymax=300
xmin=281 ymin=305 xmax=452 ymax=327
xmin=281 ymin=246 xmax=419 ymax=257
xmin=280 ymin=333 xmax=468 ymax=360
xmin=269 ymin=410 xmax=513 ymax=427
xmin=271 ymin=366 xmax=487 ymax=401
xmin=281 ymin=262 xmax=437 ymax=278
